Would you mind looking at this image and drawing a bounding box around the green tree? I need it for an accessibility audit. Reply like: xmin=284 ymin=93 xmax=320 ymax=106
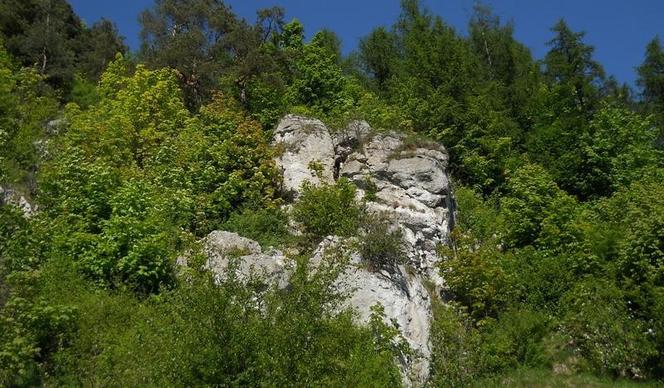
xmin=468 ymin=3 xmax=541 ymax=129
xmin=0 ymin=40 xmax=58 ymax=186
xmin=139 ymin=0 xmax=247 ymax=109
xmin=559 ymin=278 xmax=656 ymax=377
xmin=637 ymin=36 xmax=664 ymax=109
xmin=500 ymin=164 xmax=578 ymax=248
xmin=358 ymin=26 xmax=399 ymax=89
xmin=527 ymin=21 xmax=609 ymax=199
xmin=0 ymin=0 xmax=84 ymax=92
xmin=637 ymin=36 xmax=664 ymax=144
xmin=314 ymin=28 xmax=342 ymax=64
xmin=286 ymin=29 xmax=350 ymax=115
xmin=76 ymin=18 xmax=127 ymax=81
xmin=543 ymin=19 xmax=604 ymax=113
xmin=580 ymin=103 xmax=662 ymax=196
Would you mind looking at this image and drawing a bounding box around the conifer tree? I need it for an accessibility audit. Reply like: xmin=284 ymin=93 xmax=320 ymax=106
xmin=637 ymin=36 xmax=664 ymax=108
xmin=543 ymin=19 xmax=604 ymax=113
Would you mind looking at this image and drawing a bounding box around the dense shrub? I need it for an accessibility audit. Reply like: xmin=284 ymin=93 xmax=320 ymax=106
xmin=292 ymin=178 xmax=362 ymax=242
xmin=0 ymin=271 xmax=77 ymax=387
xmin=429 ymin=303 xmax=483 ymax=386
xmin=42 ymin=249 xmax=402 ymax=387
xmin=500 ymin=164 xmax=579 ymax=248
xmin=558 ymin=278 xmax=656 ymax=377
xmin=359 ymin=213 xmax=406 ymax=271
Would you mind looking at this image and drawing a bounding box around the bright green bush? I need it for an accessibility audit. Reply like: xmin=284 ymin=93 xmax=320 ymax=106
xmin=292 ymin=178 xmax=362 ymax=242
xmin=500 ymin=164 xmax=579 ymax=248
xmin=440 ymin=229 xmax=516 ymax=322
xmin=221 ymin=207 xmax=291 ymax=248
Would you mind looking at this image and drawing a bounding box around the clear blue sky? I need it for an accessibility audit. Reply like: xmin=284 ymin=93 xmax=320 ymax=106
xmin=69 ymin=0 xmax=663 ymax=88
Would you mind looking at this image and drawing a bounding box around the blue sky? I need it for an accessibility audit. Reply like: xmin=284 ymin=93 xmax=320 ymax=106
xmin=69 ymin=0 xmax=663 ymax=88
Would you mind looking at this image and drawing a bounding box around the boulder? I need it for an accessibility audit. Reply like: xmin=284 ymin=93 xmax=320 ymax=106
xmin=273 ymin=115 xmax=335 ymax=198
xmin=204 ymin=231 xmax=293 ymax=289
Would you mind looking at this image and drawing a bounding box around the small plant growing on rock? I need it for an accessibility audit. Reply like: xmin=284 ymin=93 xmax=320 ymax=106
xmin=360 ymin=213 xmax=406 ymax=272
xmin=222 ymin=207 xmax=291 ymax=248
xmin=307 ymin=160 xmax=325 ymax=179
xmin=388 ymin=132 xmax=442 ymax=160
xmin=363 ymin=176 xmax=378 ymax=202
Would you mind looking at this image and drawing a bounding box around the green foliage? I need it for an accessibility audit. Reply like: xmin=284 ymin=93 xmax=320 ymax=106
xmin=473 ymin=367 xmax=651 ymax=387
xmin=500 ymin=164 xmax=579 ymax=248
xmin=583 ymin=103 xmax=662 ymax=195
xmin=0 ymin=0 xmax=83 ymax=91
xmin=286 ymin=31 xmax=350 ymax=116
xmin=359 ymin=213 xmax=406 ymax=271
xmin=292 ymin=179 xmax=362 ymax=242
xmin=429 ymin=302 xmax=483 ymax=386
xmin=478 ymin=308 xmax=550 ymax=373
xmin=358 ymin=26 xmax=399 ymax=89
xmin=637 ymin=36 xmax=664 ymax=122
xmin=36 ymin=59 xmax=280 ymax=294
xmin=69 ymin=74 xmax=99 ymax=108
xmin=76 ymin=18 xmax=127 ymax=81
xmin=368 ymin=303 xmax=412 ymax=372
xmin=439 ymin=177 xmax=664 ymax=381
xmin=0 ymin=0 xmax=125 ymax=94
xmin=139 ymin=0 xmax=244 ymax=109
xmin=440 ymin=227 xmax=515 ymax=322
xmin=0 ymin=41 xmax=59 ymax=185
xmin=0 ymin=271 xmax=77 ymax=387
xmin=221 ymin=207 xmax=291 ymax=248
xmin=40 ymin=250 xmax=401 ymax=387
xmin=558 ymin=278 xmax=656 ymax=377
xmin=543 ymin=19 xmax=604 ymax=113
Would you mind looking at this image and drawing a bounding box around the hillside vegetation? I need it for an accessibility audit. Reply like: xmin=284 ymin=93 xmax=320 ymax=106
xmin=1 ymin=0 xmax=663 ymax=386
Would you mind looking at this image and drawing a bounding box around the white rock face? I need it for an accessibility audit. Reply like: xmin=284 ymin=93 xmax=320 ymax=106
xmin=273 ymin=115 xmax=335 ymax=198
xmin=273 ymin=116 xmax=454 ymax=283
xmin=310 ymin=237 xmax=432 ymax=385
xmin=338 ymin=132 xmax=454 ymax=288
xmin=204 ymin=231 xmax=294 ymax=289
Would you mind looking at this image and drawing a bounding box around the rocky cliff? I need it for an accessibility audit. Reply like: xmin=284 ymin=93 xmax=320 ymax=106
xmin=201 ymin=115 xmax=455 ymax=385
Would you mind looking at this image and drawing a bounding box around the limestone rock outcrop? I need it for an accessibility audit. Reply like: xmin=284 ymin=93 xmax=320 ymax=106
xmin=203 ymin=232 xmax=433 ymax=385
xmin=274 ymin=115 xmax=455 ymax=285
xmin=200 ymin=116 xmax=455 ymax=386
xmin=273 ymin=115 xmax=335 ymax=199
xmin=310 ymin=236 xmax=433 ymax=384
xmin=337 ymin=131 xmax=454 ymax=288
xmin=204 ymin=231 xmax=294 ymax=289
